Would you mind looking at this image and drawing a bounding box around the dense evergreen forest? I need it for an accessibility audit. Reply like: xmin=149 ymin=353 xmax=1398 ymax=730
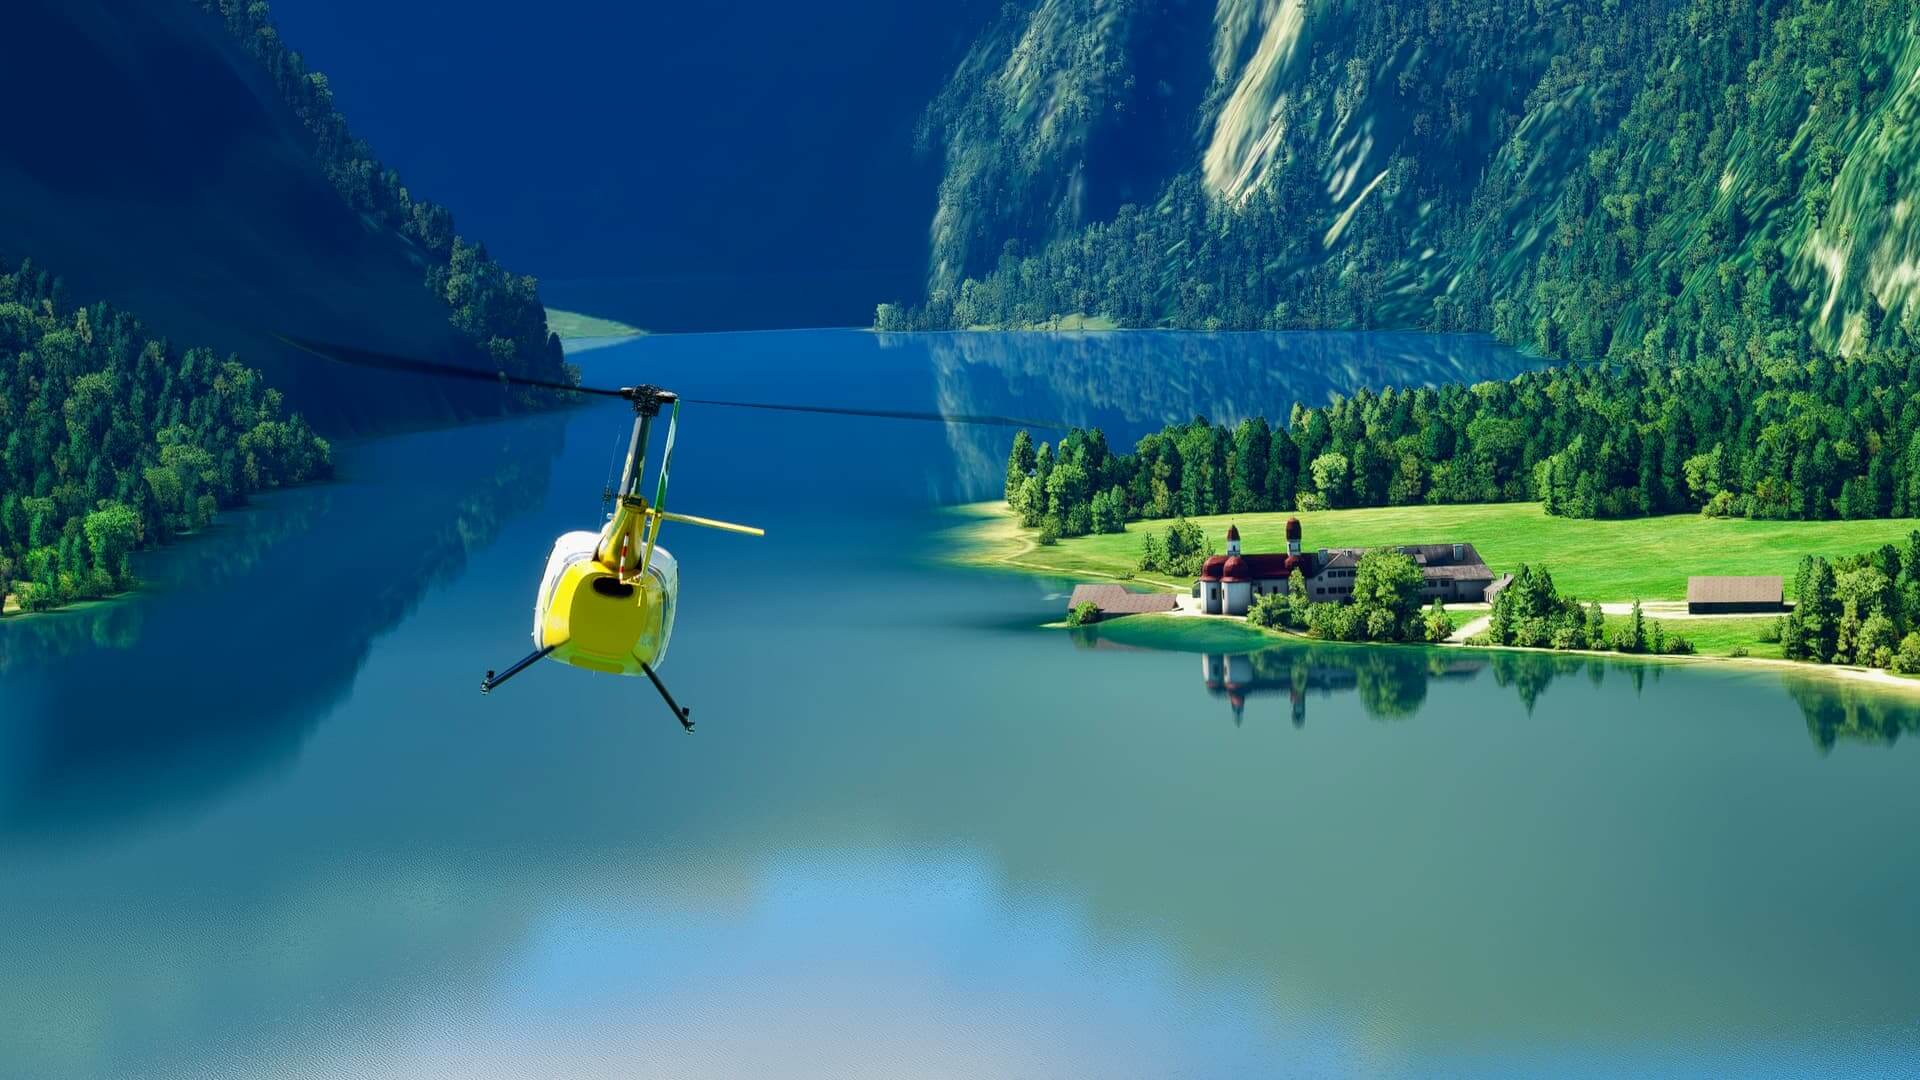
xmin=1004 ymin=346 xmax=1920 ymax=534
xmin=1 ymin=259 xmax=330 ymax=612
xmin=887 ymin=0 xmax=1920 ymax=367
xmin=196 ymin=0 xmax=563 ymax=383
xmin=1781 ymin=543 xmax=1920 ymax=672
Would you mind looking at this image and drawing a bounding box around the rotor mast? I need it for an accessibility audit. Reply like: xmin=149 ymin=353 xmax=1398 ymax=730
xmin=599 ymin=386 xmax=676 ymax=577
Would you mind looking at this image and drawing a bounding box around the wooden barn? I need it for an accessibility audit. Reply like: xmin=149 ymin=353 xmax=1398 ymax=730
xmin=1067 ymin=584 xmax=1179 ymax=620
xmin=1686 ymin=576 xmax=1785 ymax=614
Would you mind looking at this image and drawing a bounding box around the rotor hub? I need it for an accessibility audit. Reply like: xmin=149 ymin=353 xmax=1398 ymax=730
xmin=621 ymin=385 xmax=678 ymax=416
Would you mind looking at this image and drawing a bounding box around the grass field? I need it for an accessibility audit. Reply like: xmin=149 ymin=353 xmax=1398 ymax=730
xmin=545 ymin=308 xmax=646 ymax=340
xmin=1602 ymin=615 xmax=1785 ymax=659
xmin=945 ymin=501 xmax=1920 ymax=602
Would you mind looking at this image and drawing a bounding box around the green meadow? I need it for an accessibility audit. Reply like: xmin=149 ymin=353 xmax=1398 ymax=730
xmin=544 ymin=308 xmax=645 ymax=340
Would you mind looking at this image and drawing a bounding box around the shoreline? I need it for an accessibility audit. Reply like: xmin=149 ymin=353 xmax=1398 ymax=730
xmin=944 ymin=505 xmax=1920 ymax=700
xmin=0 ymin=587 xmax=137 ymax=625
xmin=1062 ymin=609 xmax=1920 ymax=698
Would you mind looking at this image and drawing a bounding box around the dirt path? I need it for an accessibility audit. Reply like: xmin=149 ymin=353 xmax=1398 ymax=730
xmin=1448 ymin=614 xmax=1491 ymax=643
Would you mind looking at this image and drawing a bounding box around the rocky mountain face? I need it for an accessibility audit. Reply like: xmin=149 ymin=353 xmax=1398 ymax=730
xmin=895 ymin=0 xmax=1920 ymax=364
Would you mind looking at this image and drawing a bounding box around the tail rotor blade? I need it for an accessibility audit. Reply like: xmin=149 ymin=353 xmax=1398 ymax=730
xmin=657 ymin=511 xmax=765 ymax=537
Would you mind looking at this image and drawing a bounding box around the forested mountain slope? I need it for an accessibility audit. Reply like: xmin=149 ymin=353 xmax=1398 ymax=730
xmin=0 ymin=0 xmax=565 ymax=431
xmin=884 ymin=0 xmax=1920 ymax=365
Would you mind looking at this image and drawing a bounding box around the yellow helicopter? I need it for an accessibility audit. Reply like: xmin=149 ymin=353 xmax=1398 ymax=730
xmin=281 ymin=335 xmax=1060 ymax=731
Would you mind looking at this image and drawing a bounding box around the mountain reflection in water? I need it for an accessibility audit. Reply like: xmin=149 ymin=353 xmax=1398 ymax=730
xmin=891 ymin=330 xmax=1542 ymax=499
xmin=0 ymin=411 xmax=566 ymax=840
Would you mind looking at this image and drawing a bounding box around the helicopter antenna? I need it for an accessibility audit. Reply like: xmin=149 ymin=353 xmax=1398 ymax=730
xmin=276 ymin=335 xmax=1072 ymax=430
xmin=601 ymin=423 xmax=626 ymax=518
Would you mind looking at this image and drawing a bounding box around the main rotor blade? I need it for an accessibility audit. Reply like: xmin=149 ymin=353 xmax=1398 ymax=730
xmin=278 ymin=335 xmax=1068 ymax=428
xmin=681 ymin=397 xmax=1063 ymax=430
xmin=275 ymin=335 xmax=619 ymax=397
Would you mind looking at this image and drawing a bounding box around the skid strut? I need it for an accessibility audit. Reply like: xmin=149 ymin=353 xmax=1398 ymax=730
xmin=642 ymin=662 xmax=695 ymax=733
xmin=481 ymin=643 xmax=558 ymax=694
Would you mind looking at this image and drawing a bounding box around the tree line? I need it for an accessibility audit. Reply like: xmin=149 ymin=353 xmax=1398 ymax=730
xmin=1780 ymin=539 xmax=1920 ymax=673
xmin=1 ymin=258 xmax=330 ymax=612
xmin=196 ymin=0 xmax=565 ymax=383
xmin=1005 ymin=347 xmax=1920 ymax=531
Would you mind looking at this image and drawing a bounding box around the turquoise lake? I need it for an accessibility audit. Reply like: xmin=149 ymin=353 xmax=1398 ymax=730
xmin=4 ymin=330 xmax=1919 ymax=1078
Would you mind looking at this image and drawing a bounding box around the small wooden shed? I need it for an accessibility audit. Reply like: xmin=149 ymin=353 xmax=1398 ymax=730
xmin=1686 ymin=576 xmax=1784 ymax=614
xmin=1067 ymin=583 xmax=1179 ymax=620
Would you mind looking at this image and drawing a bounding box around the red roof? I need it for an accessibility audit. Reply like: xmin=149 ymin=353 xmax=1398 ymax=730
xmin=1223 ymin=553 xmax=1301 ymax=582
xmin=1226 ymin=524 xmax=1240 ymax=541
xmin=1200 ymin=552 xmax=1305 ymax=583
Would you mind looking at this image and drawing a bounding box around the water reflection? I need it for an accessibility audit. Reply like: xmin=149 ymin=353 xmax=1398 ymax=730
xmin=0 ymin=411 xmax=566 ymax=840
xmin=1789 ymin=677 xmax=1920 ymax=751
xmin=6 ymin=331 xmax=1919 ymax=1077
xmin=894 ymin=330 xmax=1540 ymax=498
xmin=1200 ymin=650 xmax=1488 ymax=725
xmin=1170 ymin=635 xmax=1920 ymax=754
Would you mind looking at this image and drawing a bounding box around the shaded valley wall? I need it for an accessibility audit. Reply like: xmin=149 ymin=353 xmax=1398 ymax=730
xmin=0 ymin=0 xmax=518 ymax=432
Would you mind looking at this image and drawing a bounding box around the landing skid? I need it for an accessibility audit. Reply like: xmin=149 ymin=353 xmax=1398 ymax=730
xmin=481 ymin=643 xmax=558 ymax=694
xmin=480 ymin=645 xmax=694 ymax=734
xmin=642 ymin=662 xmax=695 ymax=733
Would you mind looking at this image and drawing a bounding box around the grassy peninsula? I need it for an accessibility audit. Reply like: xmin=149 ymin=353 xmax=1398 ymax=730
xmin=949 ymin=501 xmax=1920 ymax=603
xmin=948 ymin=501 xmax=1920 ymax=667
xmin=544 ymin=308 xmax=646 ymax=341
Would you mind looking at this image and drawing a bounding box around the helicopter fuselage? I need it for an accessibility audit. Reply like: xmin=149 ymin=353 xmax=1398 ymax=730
xmin=532 ymin=527 xmax=678 ymax=676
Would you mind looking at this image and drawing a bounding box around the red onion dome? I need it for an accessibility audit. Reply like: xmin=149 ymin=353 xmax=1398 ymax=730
xmin=1285 ymin=517 xmax=1302 ymax=541
xmin=1226 ymin=523 xmax=1240 ymax=542
xmin=1221 ymin=555 xmax=1249 ymax=582
xmin=1199 ymin=555 xmax=1228 ymax=580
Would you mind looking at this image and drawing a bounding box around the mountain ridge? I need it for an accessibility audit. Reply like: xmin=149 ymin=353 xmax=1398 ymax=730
xmin=886 ymin=0 xmax=1920 ymax=366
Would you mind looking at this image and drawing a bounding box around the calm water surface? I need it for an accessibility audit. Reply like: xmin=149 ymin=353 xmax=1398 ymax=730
xmin=4 ymin=331 xmax=1918 ymax=1078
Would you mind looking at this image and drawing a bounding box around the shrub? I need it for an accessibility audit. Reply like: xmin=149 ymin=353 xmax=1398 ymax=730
xmin=1701 ymin=490 xmax=1740 ymax=517
xmin=1728 ymin=645 xmax=1750 ymax=658
xmin=1038 ymin=516 xmax=1061 ymax=546
xmin=1248 ymin=592 xmax=1291 ymax=630
xmin=1758 ymin=618 xmax=1782 ymax=643
xmin=1136 ymin=518 xmax=1214 ymax=576
xmin=1893 ymin=633 xmax=1920 ymax=675
xmin=1065 ymin=601 xmax=1100 ymax=626
xmin=1423 ymin=600 xmax=1455 ymax=643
